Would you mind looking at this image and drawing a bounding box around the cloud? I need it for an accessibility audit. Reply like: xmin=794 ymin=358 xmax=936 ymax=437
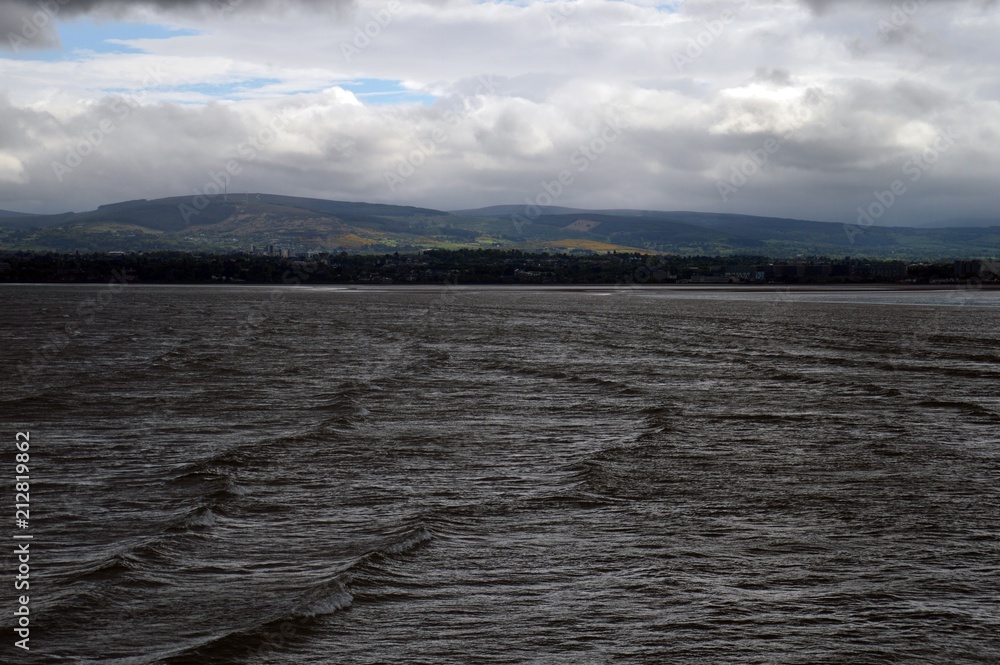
xmin=1 ymin=0 xmax=357 ymax=52
xmin=4 ymin=0 xmax=354 ymax=12
xmin=2 ymin=68 xmax=995 ymax=225
xmin=0 ymin=0 xmax=999 ymax=225
xmin=797 ymin=0 xmax=996 ymax=10
xmin=751 ymin=67 xmax=794 ymax=86
xmin=1 ymin=3 xmax=61 ymax=51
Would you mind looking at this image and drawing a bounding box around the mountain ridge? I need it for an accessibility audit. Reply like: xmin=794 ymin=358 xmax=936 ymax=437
xmin=0 ymin=195 xmax=997 ymax=259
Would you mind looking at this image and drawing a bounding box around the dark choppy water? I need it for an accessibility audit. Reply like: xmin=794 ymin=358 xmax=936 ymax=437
xmin=2 ymin=284 xmax=999 ymax=664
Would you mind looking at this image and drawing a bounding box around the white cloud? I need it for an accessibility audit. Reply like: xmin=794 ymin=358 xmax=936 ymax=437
xmin=0 ymin=0 xmax=998 ymax=225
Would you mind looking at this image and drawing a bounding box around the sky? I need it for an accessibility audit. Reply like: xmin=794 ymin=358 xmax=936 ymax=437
xmin=0 ymin=0 xmax=998 ymax=226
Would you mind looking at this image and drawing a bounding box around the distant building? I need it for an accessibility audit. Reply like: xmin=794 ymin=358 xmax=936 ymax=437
xmin=772 ymin=263 xmax=806 ymax=279
xmin=804 ymin=264 xmax=832 ymax=281
xmin=855 ymin=262 xmax=908 ymax=281
xmin=724 ymin=265 xmax=766 ymax=283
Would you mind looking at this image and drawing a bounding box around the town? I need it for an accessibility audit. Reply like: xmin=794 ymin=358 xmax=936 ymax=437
xmin=1 ymin=250 xmax=996 ymax=286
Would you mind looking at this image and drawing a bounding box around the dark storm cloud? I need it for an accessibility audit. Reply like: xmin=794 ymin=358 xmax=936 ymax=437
xmin=2 ymin=2 xmax=62 ymax=50
xmin=4 ymin=0 xmax=353 ymax=10
xmin=1 ymin=0 xmax=355 ymax=51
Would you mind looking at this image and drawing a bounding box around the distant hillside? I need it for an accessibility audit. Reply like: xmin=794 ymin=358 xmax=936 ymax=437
xmin=1 ymin=195 xmax=997 ymax=258
xmin=459 ymin=206 xmax=1000 ymax=258
xmin=452 ymin=205 xmax=594 ymax=217
xmin=908 ymin=217 xmax=1000 ymax=229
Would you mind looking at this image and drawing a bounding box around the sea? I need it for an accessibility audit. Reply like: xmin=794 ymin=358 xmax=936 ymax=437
xmin=2 ymin=284 xmax=998 ymax=664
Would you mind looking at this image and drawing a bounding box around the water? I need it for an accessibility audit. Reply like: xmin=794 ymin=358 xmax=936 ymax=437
xmin=2 ymin=284 xmax=999 ymax=664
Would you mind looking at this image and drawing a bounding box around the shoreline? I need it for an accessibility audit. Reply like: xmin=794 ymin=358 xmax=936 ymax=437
xmin=2 ymin=282 xmax=999 ymax=292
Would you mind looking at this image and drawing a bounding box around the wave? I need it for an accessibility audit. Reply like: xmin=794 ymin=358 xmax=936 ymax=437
xmin=61 ymin=536 xmax=180 ymax=590
xmin=171 ymin=451 xmax=253 ymax=489
xmin=295 ymin=581 xmax=354 ymax=618
xmin=562 ymin=441 xmax=680 ymax=501
xmin=150 ymin=523 xmax=435 ymax=665
xmin=60 ymin=461 xmax=250 ymax=589
xmin=520 ymin=492 xmax=622 ymax=510
xmin=480 ymin=359 xmax=642 ymax=394
xmin=0 ymin=389 xmax=78 ymax=414
xmin=877 ymin=360 xmax=1000 ymax=380
xmin=55 ymin=522 xmax=436 ymax=664
xmin=74 ymin=550 xmax=142 ymax=581
xmin=381 ymin=526 xmax=434 ymax=554
xmin=567 ymin=373 xmax=641 ymax=393
xmin=711 ymin=411 xmax=830 ymax=423
xmin=170 ymin=506 xmax=217 ymax=530
xmin=293 ymin=382 xmax=375 ymax=431
xmin=169 ymin=444 xmax=257 ymax=502
xmin=914 ymin=400 xmax=1000 ymax=421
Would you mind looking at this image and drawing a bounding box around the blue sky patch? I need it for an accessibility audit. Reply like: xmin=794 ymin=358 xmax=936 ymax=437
xmin=342 ymin=79 xmax=437 ymax=106
xmin=3 ymin=19 xmax=199 ymax=61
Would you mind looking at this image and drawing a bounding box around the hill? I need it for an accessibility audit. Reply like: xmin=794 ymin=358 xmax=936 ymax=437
xmin=0 ymin=209 xmax=34 ymax=218
xmin=0 ymin=195 xmax=997 ymax=259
